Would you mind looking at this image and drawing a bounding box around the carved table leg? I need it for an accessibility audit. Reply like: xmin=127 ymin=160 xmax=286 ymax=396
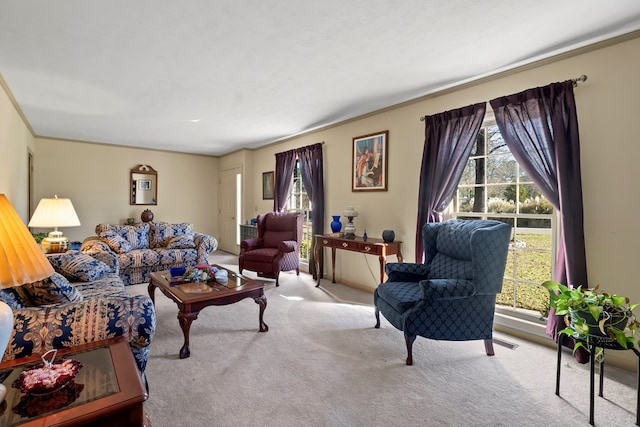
xmin=378 ymin=255 xmax=386 ymax=284
xmin=254 ymin=295 xmax=269 ymax=332
xmin=178 ymin=311 xmax=199 ymax=359
xmin=331 ymin=247 xmax=336 ymax=283
xmin=314 ymin=237 xmax=322 ymax=287
xmin=147 ymin=283 xmax=156 ymax=304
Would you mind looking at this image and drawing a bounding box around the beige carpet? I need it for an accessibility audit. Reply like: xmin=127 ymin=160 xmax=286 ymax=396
xmin=127 ymin=252 xmax=638 ymax=427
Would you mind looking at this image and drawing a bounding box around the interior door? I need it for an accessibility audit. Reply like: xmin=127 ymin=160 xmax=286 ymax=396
xmin=218 ymin=167 xmax=241 ymax=254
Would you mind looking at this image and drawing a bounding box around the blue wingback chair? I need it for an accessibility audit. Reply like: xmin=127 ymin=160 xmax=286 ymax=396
xmin=374 ymin=219 xmax=512 ymax=365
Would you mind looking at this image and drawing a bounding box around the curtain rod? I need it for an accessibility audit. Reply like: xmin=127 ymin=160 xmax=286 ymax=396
xmin=418 ymin=74 xmax=588 ymax=121
xmin=571 ymin=74 xmax=588 ymax=87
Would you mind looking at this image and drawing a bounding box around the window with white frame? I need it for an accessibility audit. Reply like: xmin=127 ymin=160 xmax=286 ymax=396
xmin=286 ymin=160 xmax=313 ymax=263
xmin=452 ymin=124 xmax=555 ymax=319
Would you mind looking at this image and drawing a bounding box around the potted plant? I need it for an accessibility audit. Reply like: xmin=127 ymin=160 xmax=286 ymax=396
xmin=542 ymin=280 xmax=640 ymax=358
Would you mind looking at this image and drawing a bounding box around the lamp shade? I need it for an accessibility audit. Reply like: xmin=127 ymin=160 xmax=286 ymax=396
xmin=343 ymin=206 xmax=358 ymax=218
xmin=0 ymin=194 xmax=54 ymax=289
xmin=28 ymin=195 xmax=81 ymax=229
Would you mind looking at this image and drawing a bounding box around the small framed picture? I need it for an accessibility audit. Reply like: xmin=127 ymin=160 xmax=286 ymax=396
xmin=262 ymin=171 xmax=274 ymax=200
xmin=138 ymin=180 xmax=151 ymax=191
xmin=352 ymin=130 xmax=388 ymax=191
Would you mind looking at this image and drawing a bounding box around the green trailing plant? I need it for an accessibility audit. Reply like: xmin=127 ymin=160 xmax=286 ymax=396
xmin=32 ymin=232 xmax=47 ymax=244
xmin=542 ymin=280 xmax=640 ymax=357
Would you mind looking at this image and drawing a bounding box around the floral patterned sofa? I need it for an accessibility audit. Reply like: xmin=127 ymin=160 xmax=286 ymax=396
xmin=82 ymin=221 xmax=218 ymax=286
xmin=0 ymin=249 xmax=156 ymax=380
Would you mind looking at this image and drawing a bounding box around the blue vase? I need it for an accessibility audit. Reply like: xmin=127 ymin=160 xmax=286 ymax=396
xmin=330 ymin=216 xmax=342 ymax=233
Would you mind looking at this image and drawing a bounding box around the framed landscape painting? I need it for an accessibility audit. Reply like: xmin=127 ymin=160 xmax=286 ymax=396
xmin=352 ymin=130 xmax=388 ymax=191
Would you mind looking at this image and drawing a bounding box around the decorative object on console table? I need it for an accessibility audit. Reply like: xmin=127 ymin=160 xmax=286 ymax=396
xmin=28 ymin=195 xmax=81 ymax=254
xmin=382 ymin=230 xmax=395 ymax=243
xmin=330 ymin=215 xmax=342 ymax=233
xmin=343 ymin=207 xmax=358 ymax=239
xmin=0 ymin=194 xmax=56 ymax=402
xmin=140 ymin=209 xmax=154 ymax=223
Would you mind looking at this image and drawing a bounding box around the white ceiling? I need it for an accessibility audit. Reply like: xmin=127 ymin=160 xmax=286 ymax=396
xmin=1 ymin=1 xmax=640 ymax=156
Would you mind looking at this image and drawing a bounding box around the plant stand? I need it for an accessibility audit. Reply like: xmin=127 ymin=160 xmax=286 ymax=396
xmin=556 ymin=333 xmax=640 ymax=426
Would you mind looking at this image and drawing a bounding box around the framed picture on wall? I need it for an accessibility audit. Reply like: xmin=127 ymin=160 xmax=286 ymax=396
xmin=138 ymin=180 xmax=151 ymax=191
xmin=352 ymin=130 xmax=388 ymax=191
xmin=262 ymin=171 xmax=274 ymax=200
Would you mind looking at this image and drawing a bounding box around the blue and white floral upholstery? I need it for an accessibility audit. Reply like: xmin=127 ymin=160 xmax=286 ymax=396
xmin=239 ymin=212 xmax=303 ymax=286
xmin=0 ymin=250 xmax=156 ymax=379
xmin=374 ymin=219 xmax=512 ymax=365
xmin=84 ymin=221 xmax=218 ymax=285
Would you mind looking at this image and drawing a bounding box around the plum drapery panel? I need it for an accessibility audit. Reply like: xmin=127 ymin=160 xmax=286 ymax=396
xmin=489 ymin=80 xmax=588 ymax=360
xmin=297 ymin=143 xmax=325 ymax=278
xmin=274 ymin=143 xmax=325 ymax=277
xmin=415 ymin=102 xmax=486 ymax=262
xmin=274 ymin=149 xmax=297 ymax=212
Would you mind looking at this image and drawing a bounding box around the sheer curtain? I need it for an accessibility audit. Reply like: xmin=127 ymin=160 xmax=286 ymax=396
xmin=274 ymin=149 xmax=297 ymax=212
xmin=296 ymin=143 xmax=325 ymax=278
xmin=489 ymin=80 xmax=588 ymax=361
xmin=415 ymin=102 xmax=486 ymax=262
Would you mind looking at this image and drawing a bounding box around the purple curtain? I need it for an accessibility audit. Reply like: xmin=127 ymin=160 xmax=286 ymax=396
xmin=489 ymin=80 xmax=588 ymax=362
xmin=274 ymin=149 xmax=297 ymax=212
xmin=296 ymin=143 xmax=325 ymax=278
xmin=416 ymin=102 xmax=487 ymax=262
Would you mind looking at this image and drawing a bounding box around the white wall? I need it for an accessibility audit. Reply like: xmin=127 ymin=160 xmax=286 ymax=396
xmin=0 ymin=79 xmax=35 ymax=220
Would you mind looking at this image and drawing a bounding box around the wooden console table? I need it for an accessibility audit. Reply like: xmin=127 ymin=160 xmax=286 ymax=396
xmin=313 ymin=234 xmax=402 ymax=287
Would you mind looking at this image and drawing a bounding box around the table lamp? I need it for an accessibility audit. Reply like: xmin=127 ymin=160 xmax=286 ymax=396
xmin=28 ymin=195 xmax=81 ymax=253
xmin=0 ymin=194 xmax=55 ymax=400
xmin=343 ymin=206 xmax=358 ymax=239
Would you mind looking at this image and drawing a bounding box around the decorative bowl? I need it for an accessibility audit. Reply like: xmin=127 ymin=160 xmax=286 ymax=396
xmin=12 ymin=350 xmax=83 ymax=395
xmin=169 ymin=266 xmax=187 ymax=277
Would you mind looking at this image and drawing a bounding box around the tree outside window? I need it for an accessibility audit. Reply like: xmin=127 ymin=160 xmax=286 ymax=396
xmin=454 ymin=125 xmax=554 ymax=318
xmin=286 ymin=160 xmax=313 ymax=262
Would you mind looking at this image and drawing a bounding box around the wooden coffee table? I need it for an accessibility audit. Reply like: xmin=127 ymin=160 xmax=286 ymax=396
xmin=148 ymin=265 xmax=268 ymax=359
xmin=0 ymin=337 xmax=147 ymax=426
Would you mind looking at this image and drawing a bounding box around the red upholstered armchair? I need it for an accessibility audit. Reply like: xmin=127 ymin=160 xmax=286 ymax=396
xmin=239 ymin=212 xmax=304 ymax=286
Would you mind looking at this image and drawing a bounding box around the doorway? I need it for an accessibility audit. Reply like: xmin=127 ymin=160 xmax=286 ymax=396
xmin=218 ymin=167 xmax=241 ymax=254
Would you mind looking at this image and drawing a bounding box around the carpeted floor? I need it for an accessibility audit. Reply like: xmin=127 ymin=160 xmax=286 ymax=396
xmin=127 ymin=252 xmax=638 ymax=427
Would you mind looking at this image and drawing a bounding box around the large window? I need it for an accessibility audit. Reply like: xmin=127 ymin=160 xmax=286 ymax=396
xmin=453 ymin=125 xmax=555 ymax=318
xmin=286 ymin=160 xmax=313 ymax=262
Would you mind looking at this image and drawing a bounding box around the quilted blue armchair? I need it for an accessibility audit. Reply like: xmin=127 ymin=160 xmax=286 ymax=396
xmin=374 ymin=219 xmax=512 ymax=365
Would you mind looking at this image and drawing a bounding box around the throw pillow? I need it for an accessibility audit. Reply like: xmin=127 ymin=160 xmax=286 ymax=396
xmin=95 ymin=223 xmax=150 ymax=250
xmin=149 ymin=222 xmax=193 ymax=248
xmin=48 ymin=250 xmax=111 ymax=282
xmin=165 ymin=233 xmax=196 ymax=249
xmin=0 ymin=288 xmax=28 ymax=309
xmin=22 ymin=272 xmax=83 ymax=306
xmin=99 ymin=231 xmax=133 ymax=253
